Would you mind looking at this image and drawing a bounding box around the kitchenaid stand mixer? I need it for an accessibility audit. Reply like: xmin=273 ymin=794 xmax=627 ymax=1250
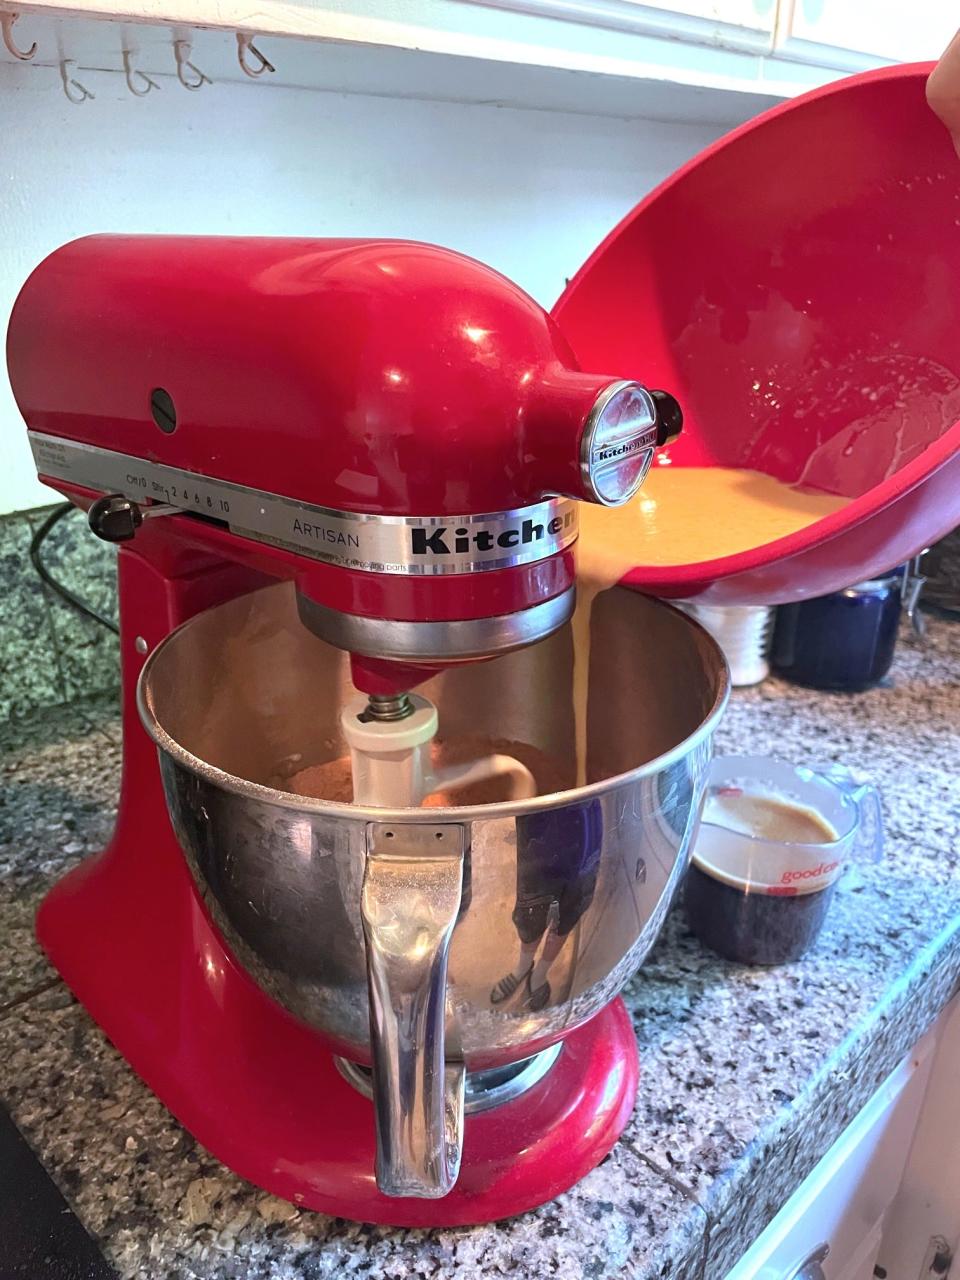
xmin=7 ymin=234 xmax=728 ymax=1224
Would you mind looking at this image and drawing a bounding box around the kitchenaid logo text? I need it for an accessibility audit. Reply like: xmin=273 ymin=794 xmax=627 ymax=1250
xmin=409 ymin=509 xmax=576 ymax=557
xmin=595 ymin=437 xmax=651 ymax=463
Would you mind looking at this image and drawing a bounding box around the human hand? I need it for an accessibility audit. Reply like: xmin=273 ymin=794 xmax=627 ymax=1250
xmin=927 ymin=30 xmax=960 ymax=157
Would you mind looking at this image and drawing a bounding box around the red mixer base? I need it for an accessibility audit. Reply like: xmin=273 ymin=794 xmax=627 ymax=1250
xmin=36 ymin=836 xmax=639 ymax=1226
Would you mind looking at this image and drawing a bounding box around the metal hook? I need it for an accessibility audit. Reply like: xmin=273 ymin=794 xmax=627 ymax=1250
xmin=903 ymin=554 xmax=928 ymax=639
xmin=173 ymin=38 xmax=210 ymax=91
xmin=236 ymin=32 xmax=274 ymax=78
xmin=59 ymin=59 xmax=94 ymax=104
xmin=1 ymin=11 xmax=37 ymax=60
xmin=122 ymin=47 xmax=159 ymax=97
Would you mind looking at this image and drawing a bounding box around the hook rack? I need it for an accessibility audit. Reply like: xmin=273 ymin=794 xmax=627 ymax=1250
xmin=237 ymin=32 xmax=274 ymax=78
xmin=1 ymin=10 xmax=36 ymax=60
xmin=122 ymin=47 xmax=159 ymax=97
xmin=59 ymin=58 xmax=94 ymax=104
xmin=173 ymin=38 xmax=210 ymax=90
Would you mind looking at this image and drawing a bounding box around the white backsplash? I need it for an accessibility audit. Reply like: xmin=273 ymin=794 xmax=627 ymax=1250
xmin=0 ymin=58 xmax=725 ymax=514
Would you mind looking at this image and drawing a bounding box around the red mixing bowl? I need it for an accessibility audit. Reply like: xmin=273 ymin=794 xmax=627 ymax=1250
xmin=554 ymin=63 xmax=960 ymax=603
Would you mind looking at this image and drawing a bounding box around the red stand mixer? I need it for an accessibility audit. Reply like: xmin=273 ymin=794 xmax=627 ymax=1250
xmin=9 ymin=62 xmax=960 ymax=1227
xmin=8 ymin=234 xmax=722 ymax=1224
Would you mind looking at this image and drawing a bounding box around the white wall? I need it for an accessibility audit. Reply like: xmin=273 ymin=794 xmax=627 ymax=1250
xmin=0 ymin=59 xmax=724 ymax=514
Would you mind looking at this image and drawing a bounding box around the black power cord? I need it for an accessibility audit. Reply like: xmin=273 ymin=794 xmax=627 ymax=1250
xmin=29 ymin=503 xmax=119 ymax=636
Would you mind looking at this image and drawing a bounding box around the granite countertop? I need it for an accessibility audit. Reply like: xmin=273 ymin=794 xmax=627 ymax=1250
xmin=1 ymin=617 xmax=958 ymax=1280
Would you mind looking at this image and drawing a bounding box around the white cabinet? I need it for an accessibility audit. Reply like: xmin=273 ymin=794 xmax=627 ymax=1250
xmin=876 ymin=996 xmax=960 ymax=1280
xmin=722 ymin=1024 xmax=939 ymax=1280
xmin=481 ymin=0 xmax=778 ymax=51
xmin=833 ymin=1223 xmax=883 ymax=1280
xmin=778 ymin=0 xmax=956 ymax=69
xmin=3 ymin=0 xmax=948 ymax=127
xmin=7 ymin=0 xmax=952 ymax=73
xmin=606 ymin=0 xmax=773 ymax=22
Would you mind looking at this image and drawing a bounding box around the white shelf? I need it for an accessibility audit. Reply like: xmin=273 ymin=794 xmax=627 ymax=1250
xmin=5 ymin=0 xmax=889 ymax=125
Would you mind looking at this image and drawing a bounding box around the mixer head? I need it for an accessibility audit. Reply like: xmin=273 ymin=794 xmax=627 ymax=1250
xmin=7 ymin=235 xmax=680 ymax=693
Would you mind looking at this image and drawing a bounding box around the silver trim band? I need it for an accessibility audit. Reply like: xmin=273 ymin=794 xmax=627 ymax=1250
xmin=29 ymin=432 xmax=579 ymax=576
xmin=296 ymin=586 xmax=576 ymax=660
xmin=335 ymin=1043 xmax=563 ymax=1116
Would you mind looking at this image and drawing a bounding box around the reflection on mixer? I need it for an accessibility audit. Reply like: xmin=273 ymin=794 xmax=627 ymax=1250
xmin=491 ymin=800 xmax=603 ymax=1011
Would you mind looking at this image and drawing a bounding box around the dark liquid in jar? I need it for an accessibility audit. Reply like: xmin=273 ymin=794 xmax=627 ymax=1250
xmin=685 ymin=864 xmax=837 ymax=965
xmin=685 ymin=790 xmax=839 ymax=965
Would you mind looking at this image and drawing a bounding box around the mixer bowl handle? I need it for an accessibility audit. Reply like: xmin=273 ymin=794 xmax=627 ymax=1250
xmin=361 ymin=822 xmax=466 ymax=1198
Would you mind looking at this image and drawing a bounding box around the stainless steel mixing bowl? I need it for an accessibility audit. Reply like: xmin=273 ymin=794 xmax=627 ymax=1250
xmin=138 ymin=580 xmax=728 ymax=1197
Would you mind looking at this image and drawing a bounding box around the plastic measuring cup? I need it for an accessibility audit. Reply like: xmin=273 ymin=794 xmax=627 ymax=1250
xmin=685 ymin=756 xmax=882 ymax=964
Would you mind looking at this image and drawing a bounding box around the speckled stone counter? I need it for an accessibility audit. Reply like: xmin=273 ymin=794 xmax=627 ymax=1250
xmin=0 ymin=505 xmax=118 ymax=720
xmin=1 ymin=618 xmax=958 ymax=1280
